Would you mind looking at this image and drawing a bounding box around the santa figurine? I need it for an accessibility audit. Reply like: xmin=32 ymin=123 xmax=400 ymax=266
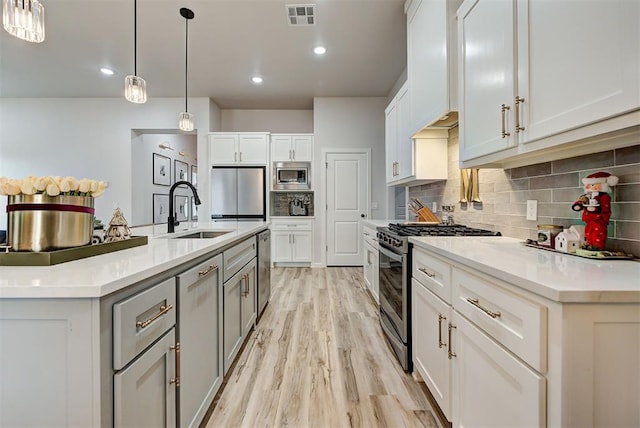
xmin=571 ymin=171 xmax=618 ymax=250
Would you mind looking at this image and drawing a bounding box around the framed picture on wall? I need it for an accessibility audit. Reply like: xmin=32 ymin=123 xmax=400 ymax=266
xmin=191 ymin=165 xmax=198 ymax=188
xmin=152 ymin=194 xmax=169 ymax=224
xmin=175 ymin=195 xmax=189 ymax=222
xmin=191 ymin=196 xmax=198 ymax=221
xmin=152 ymin=153 xmax=171 ymax=186
xmin=174 ymin=159 xmax=189 ymax=183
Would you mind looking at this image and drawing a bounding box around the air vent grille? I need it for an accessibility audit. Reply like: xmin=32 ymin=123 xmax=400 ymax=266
xmin=286 ymin=4 xmax=316 ymax=26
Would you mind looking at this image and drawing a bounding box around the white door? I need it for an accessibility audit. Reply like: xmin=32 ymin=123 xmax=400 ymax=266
xmin=326 ymin=151 xmax=368 ymax=266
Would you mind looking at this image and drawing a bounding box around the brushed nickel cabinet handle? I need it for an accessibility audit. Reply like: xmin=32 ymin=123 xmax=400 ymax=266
xmin=136 ymin=304 xmax=173 ymax=328
xmin=234 ymin=152 xmax=238 ymax=162
xmin=418 ymin=267 xmax=436 ymax=278
xmin=198 ymin=264 xmax=219 ymax=277
xmin=501 ymin=104 xmax=511 ymax=138
xmin=438 ymin=314 xmax=447 ymax=349
xmin=467 ymin=297 xmax=501 ymax=318
xmin=239 ymin=152 xmax=242 ymax=162
xmin=515 ymin=96 xmax=525 ymax=133
xmin=169 ymin=342 xmax=180 ymax=387
xmin=292 ymin=149 xmax=296 ymax=160
xmin=448 ymin=322 xmax=457 ymax=359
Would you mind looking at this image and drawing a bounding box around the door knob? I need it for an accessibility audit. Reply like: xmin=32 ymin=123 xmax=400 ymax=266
xmin=360 ymin=214 xmax=366 ymax=218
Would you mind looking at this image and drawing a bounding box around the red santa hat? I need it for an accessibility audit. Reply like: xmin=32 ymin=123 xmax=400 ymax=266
xmin=582 ymin=171 xmax=619 ymax=186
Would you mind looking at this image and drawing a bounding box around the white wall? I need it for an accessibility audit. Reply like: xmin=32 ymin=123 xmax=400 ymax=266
xmin=221 ymin=109 xmax=313 ymax=133
xmin=313 ymin=97 xmax=389 ymax=266
xmin=0 ymin=97 xmax=215 ymax=230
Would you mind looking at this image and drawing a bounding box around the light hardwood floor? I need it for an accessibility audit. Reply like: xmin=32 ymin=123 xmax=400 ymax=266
xmin=205 ymin=267 xmax=443 ymax=428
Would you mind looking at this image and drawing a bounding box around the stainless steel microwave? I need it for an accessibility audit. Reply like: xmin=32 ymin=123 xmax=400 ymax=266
xmin=273 ymin=162 xmax=311 ymax=190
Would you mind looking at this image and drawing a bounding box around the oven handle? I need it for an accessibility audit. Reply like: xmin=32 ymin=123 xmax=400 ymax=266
xmin=378 ymin=244 xmax=404 ymax=262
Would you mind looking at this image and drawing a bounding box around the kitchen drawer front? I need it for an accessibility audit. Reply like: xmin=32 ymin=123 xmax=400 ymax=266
xmin=223 ymin=237 xmax=257 ymax=283
xmin=363 ymin=225 xmax=379 ymax=249
xmin=177 ymin=254 xmax=221 ymax=287
xmin=270 ymin=219 xmax=313 ymax=231
xmin=452 ymin=268 xmax=547 ymax=372
xmin=113 ymin=277 xmax=177 ymax=370
xmin=413 ymin=248 xmax=452 ymax=304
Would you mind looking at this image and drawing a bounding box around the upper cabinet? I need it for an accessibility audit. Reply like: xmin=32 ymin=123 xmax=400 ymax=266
xmin=407 ymin=0 xmax=462 ymax=135
xmin=209 ymin=133 xmax=269 ymax=165
xmin=271 ymin=134 xmax=313 ymax=162
xmin=458 ymin=0 xmax=640 ymax=168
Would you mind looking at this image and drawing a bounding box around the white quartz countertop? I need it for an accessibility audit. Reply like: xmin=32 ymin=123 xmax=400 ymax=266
xmin=409 ymin=236 xmax=640 ymax=303
xmin=362 ymin=219 xmax=401 ymax=229
xmin=0 ymin=221 xmax=269 ymax=299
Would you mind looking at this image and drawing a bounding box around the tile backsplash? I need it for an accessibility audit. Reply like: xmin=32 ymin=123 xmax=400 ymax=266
xmin=270 ymin=191 xmax=315 ymax=217
xmin=408 ymin=127 xmax=640 ymax=255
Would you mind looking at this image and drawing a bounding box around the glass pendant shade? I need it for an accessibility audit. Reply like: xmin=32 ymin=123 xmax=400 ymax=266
xmin=3 ymin=0 xmax=45 ymax=43
xmin=178 ymin=112 xmax=194 ymax=132
xmin=124 ymin=75 xmax=147 ymax=104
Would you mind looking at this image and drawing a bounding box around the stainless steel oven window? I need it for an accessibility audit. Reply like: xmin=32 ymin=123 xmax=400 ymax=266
xmin=378 ymin=244 xmax=407 ymax=340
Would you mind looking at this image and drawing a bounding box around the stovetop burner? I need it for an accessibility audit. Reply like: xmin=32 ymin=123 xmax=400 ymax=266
xmin=387 ymin=222 xmax=501 ymax=237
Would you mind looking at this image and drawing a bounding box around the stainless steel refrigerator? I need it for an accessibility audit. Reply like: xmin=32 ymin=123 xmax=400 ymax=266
xmin=211 ymin=166 xmax=266 ymax=221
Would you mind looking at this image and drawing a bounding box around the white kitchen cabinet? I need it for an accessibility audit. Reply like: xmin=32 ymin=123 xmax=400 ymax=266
xmin=271 ymin=219 xmax=313 ymax=264
xmin=458 ymin=0 xmax=640 ymax=167
xmin=385 ymin=83 xmax=448 ymax=186
xmin=177 ymin=254 xmax=223 ymax=428
xmin=271 ymin=134 xmax=313 ymax=162
xmin=406 ymin=0 xmax=461 ymax=135
xmin=209 ymin=132 xmax=269 ymax=165
xmin=241 ymin=259 xmax=257 ymax=336
xmin=362 ymin=223 xmax=379 ymax=304
xmin=114 ymin=329 xmax=177 ymax=428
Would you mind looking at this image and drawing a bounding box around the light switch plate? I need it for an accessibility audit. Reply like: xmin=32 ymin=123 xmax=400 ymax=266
xmin=526 ymin=200 xmax=538 ymax=221
xmin=432 ymin=202 xmax=438 ymax=212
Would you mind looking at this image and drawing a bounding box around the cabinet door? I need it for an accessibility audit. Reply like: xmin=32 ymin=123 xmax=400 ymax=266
xmin=363 ymin=243 xmax=374 ymax=288
xmin=395 ymin=84 xmax=413 ymax=180
xmin=412 ymin=279 xmax=452 ymax=419
xmin=177 ymin=254 xmax=223 ymax=428
xmin=291 ymin=231 xmax=312 ymax=262
xmin=271 ymin=135 xmax=292 ymax=161
xmin=114 ymin=329 xmax=176 ymax=428
xmin=238 ymin=134 xmax=268 ymax=165
xmin=272 ymin=231 xmax=293 ymax=262
xmin=458 ymin=0 xmax=517 ymax=161
xmin=209 ymin=134 xmax=239 ymax=165
xmin=223 ymin=274 xmax=243 ymax=375
xmin=370 ymin=246 xmax=379 ymax=304
xmin=241 ymin=259 xmax=257 ymax=337
xmin=385 ymin=102 xmax=398 ymax=183
xmin=452 ymin=312 xmax=545 ymax=428
xmin=291 ymin=135 xmax=313 ymax=161
xmin=518 ymin=0 xmax=640 ymax=145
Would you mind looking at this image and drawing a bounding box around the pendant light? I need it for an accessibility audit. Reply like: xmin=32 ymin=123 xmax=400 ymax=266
xmin=3 ymin=0 xmax=45 ymax=43
xmin=124 ymin=0 xmax=147 ymax=103
xmin=178 ymin=7 xmax=194 ymax=132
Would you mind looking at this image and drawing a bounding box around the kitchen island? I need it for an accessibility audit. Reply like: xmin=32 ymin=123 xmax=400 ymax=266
xmin=409 ymin=236 xmax=640 ymax=427
xmin=0 ymin=221 xmax=268 ymax=427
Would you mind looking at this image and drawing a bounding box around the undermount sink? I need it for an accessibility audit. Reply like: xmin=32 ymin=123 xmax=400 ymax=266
xmin=171 ymin=231 xmax=231 ymax=239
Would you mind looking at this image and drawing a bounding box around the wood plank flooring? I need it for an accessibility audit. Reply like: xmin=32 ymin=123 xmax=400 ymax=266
xmin=205 ymin=267 xmax=442 ymax=428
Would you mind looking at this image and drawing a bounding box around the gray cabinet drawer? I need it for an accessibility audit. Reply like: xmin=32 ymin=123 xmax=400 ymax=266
xmin=223 ymin=237 xmax=257 ymax=283
xmin=113 ymin=277 xmax=176 ymax=370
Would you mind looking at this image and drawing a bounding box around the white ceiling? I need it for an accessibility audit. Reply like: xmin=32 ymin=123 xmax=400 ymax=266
xmin=0 ymin=0 xmax=407 ymax=109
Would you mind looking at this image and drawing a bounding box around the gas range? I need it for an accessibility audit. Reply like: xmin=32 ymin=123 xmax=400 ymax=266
xmin=377 ymin=222 xmax=501 ymax=253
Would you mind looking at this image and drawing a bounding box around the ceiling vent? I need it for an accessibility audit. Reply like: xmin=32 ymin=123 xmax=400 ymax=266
xmin=286 ymin=4 xmax=316 ymax=26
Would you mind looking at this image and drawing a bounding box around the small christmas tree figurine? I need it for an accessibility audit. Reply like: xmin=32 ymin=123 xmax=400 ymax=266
xmin=104 ymin=208 xmax=131 ymax=243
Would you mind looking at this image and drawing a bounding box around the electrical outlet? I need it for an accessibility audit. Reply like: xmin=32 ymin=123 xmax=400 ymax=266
xmin=526 ymin=200 xmax=538 ymax=221
xmin=432 ymin=202 xmax=438 ymax=212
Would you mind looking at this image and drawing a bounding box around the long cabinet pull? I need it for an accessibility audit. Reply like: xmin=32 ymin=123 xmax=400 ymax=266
xmin=448 ymin=322 xmax=457 ymax=359
xmin=515 ymin=96 xmax=525 ymax=133
xmin=198 ymin=264 xmax=219 ymax=277
xmin=169 ymin=342 xmax=180 ymax=387
xmin=467 ymin=297 xmax=501 ymax=319
xmin=136 ymin=304 xmax=173 ymax=329
xmin=245 ymin=274 xmax=250 ymax=296
xmin=292 ymin=149 xmax=296 ymax=160
xmin=234 ymin=152 xmax=238 ymax=162
xmin=500 ymin=104 xmax=511 ymax=138
xmin=418 ymin=267 xmax=436 ymax=278
xmin=239 ymin=152 xmax=242 ymax=162
xmin=438 ymin=314 xmax=446 ymax=348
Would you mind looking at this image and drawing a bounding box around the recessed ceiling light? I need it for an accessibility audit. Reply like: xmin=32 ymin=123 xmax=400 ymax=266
xmin=313 ymin=46 xmax=326 ymax=55
xmin=251 ymin=76 xmax=263 ymax=84
xmin=100 ymin=67 xmax=115 ymax=76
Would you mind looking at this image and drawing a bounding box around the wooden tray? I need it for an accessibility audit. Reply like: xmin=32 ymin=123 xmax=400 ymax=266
xmin=0 ymin=236 xmax=148 ymax=266
xmin=522 ymin=241 xmax=637 ymax=261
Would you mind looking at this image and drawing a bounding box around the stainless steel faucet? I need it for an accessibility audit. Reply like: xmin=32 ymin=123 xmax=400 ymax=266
xmin=168 ymin=180 xmax=201 ymax=233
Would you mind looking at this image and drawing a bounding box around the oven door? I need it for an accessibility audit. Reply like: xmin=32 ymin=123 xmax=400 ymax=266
xmin=378 ymin=243 xmax=408 ymax=342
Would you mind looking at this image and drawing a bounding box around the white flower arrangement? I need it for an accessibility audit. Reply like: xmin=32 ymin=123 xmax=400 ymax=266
xmin=0 ymin=176 xmax=108 ymax=198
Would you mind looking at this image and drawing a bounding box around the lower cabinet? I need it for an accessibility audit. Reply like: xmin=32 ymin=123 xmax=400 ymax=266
xmin=362 ymin=223 xmax=379 ymax=304
xmin=177 ymin=254 xmax=223 ymax=428
xmin=271 ymin=219 xmax=313 ymax=264
xmin=114 ymin=329 xmax=177 ymax=427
